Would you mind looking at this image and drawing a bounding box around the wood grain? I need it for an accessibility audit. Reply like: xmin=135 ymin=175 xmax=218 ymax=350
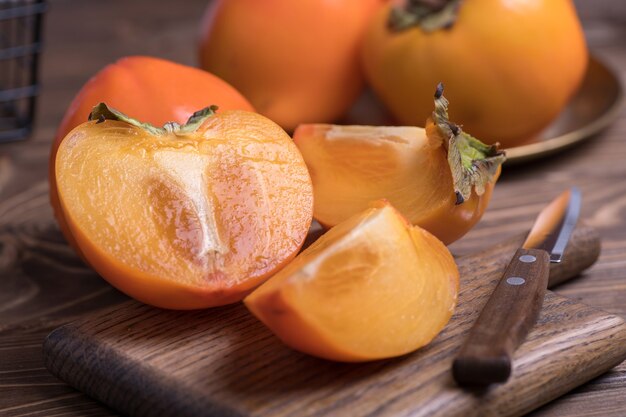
xmin=42 ymin=225 xmax=626 ymax=417
xmin=1 ymin=0 xmax=626 ymax=415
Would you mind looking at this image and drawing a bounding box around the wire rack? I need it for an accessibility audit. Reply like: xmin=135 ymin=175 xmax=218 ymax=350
xmin=0 ymin=0 xmax=46 ymax=143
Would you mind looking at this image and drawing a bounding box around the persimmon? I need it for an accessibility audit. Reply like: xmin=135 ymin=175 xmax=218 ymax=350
xmin=293 ymin=85 xmax=505 ymax=245
xmin=361 ymin=0 xmax=588 ymax=147
xmin=50 ymin=56 xmax=254 ymax=258
xmin=55 ymin=104 xmax=313 ymax=309
xmin=198 ymin=0 xmax=384 ymax=132
xmin=245 ymin=201 xmax=459 ymax=362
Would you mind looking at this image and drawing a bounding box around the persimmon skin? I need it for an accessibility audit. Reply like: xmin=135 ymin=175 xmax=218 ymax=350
xmin=49 ymin=56 xmax=254 ymax=259
xmin=416 ymin=168 xmax=500 ymax=245
xmin=362 ymin=0 xmax=588 ymax=147
xmin=245 ymin=203 xmax=459 ymax=362
xmin=292 ymin=123 xmax=499 ymax=245
xmin=54 ymin=56 xmax=254 ymax=142
xmin=55 ymin=110 xmax=313 ymax=310
xmin=65 ymin=214 xmax=252 ymax=309
xmin=198 ymin=0 xmax=384 ymax=132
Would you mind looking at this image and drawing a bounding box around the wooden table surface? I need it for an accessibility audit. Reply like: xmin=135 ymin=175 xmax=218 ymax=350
xmin=1 ymin=0 xmax=625 ymax=416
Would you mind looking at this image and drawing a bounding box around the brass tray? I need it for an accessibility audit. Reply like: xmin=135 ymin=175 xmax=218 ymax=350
xmin=505 ymin=55 xmax=623 ymax=165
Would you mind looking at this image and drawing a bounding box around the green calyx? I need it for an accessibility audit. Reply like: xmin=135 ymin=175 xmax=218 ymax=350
xmin=88 ymin=103 xmax=219 ymax=136
xmin=389 ymin=0 xmax=462 ymax=32
xmin=431 ymin=83 xmax=506 ymax=205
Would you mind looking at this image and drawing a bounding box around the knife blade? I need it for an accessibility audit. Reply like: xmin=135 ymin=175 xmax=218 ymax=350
xmin=452 ymin=187 xmax=582 ymax=387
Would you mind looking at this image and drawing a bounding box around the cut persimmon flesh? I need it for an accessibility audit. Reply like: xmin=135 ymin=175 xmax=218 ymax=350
xmin=294 ymin=124 xmax=449 ymax=223
xmin=293 ymin=86 xmax=505 ymax=244
xmin=55 ymin=105 xmax=313 ymax=309
xmin=244 ymin=202 xmax=459 ymax=362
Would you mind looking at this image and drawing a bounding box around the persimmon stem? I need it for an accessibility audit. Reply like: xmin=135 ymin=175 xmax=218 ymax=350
xmin=409 ymin=0 xmax=450 ymax=11
xmin=430 ymin=83 xmax=506 ymax=203
xmin=389 ymin=0 xmax=462 ymax=32
xmin=88 ymin=103 xmax=219 ymax=136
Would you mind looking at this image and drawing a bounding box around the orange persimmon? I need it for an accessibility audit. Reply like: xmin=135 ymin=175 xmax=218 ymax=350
xmin=361 ymin=0 xmax=588 ymax=147
xmin=55 ymin=104 xmax=313 ymax=309
xmin=293 ymin=84 xmax=505 ymax=245
xmin=245 ymin=201 xmax=459 ymax=362
xmin=198 ymin=0 xmax=384 ymax=131
xmin=50 ymin=56 xmax=254 ymax=258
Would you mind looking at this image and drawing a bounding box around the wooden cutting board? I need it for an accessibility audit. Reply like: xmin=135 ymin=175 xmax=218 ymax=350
xmin=42 ymin=226 xmax=626 ymax=417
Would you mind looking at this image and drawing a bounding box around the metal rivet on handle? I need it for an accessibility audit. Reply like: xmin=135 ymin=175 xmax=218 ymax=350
xmin=507 ymin=277 xmax=526 ymax=286
xmin=519 ymin=255 xmax=537 ymax=263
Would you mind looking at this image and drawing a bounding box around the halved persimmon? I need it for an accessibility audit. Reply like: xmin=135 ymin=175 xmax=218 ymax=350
xmin=293 ymin=85 xmax=505 ymax=245
xmin=55 ymin=105 xmax=313 ymax=309
xmin=50 ymin=56 xmax=254 ymax=261
xmin=244 ymin=201 xmax=459 ymax=362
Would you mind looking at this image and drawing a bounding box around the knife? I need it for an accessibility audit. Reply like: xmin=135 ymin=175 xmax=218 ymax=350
xmin=452 ymin=187 xmax=582 ymax=386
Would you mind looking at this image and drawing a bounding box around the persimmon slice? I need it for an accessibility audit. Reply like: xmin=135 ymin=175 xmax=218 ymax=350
xmin=55 ymin=105 xmax=313 ymax=309
xmin=294 ymin=124 xmax=450 ymax=224
xmin=244 ymin=202 xmax=459 ymax=362
xmin=293 ymin=86 xmax=505 ymax=244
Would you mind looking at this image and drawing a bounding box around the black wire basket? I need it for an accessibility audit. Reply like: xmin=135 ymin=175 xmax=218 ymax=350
xmin=0 ymin=0 xmax=45 ymax=143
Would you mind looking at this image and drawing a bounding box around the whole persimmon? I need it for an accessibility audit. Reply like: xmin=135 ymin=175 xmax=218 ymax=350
xmin=361 ymin=0 xmax=588 ymax=147
xmin=50 ymin=56 xmax=254 ymax=258
xmin=245 ymin=201 xmax=459 ymax=362
xmin=198 ymin=0 xmax=384 ymax=132
xmin=55 ymin=104 xmax=313 ymax=309
xmin=293 ymin=84 xmax=505 ymax=245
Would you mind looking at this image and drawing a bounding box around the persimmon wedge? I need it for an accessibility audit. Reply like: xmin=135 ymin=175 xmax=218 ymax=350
xmin=293 ymin=85 xmax=505 ymax=245
xmin=55 ymin=105 xmax=313 ymax=309
xmin=244 ymin=202 xmax=459 ymax=362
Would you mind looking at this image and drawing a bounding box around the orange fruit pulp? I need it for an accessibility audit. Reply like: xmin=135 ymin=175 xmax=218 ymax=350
xmin=55 ymin=105 xmax=313 ymax=309
xmin=245 ymin=201 xmax=459 ymax=362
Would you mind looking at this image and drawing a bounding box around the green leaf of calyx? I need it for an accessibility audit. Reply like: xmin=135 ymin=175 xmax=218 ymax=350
xmin=88 ymin=103 xmax=219 ymax=136
xmin=179 ymin=105 xmax=219 ymax=133
xmin=431 ymin=83 xmax=506 ymax=205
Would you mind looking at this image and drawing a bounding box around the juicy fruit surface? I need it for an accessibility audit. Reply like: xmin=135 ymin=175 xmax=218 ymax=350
xmin=56 ymin=111 xmax=313 ymax=309
xmin=50 ymin=56 xmax=254 ymax=260
xmin=294 ymin=124 xmax=451 ymax=226
xmin=293 ymin=123 xmax=497 ymax=244
xmin=245 ymin=204 xmax=459 ymax=362
xmin=361 ymin=0 xmax=588 ymax=147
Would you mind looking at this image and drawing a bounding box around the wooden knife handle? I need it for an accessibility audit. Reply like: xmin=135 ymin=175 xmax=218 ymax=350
xmin=453 ymin=247 xmax=551 ymax=386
